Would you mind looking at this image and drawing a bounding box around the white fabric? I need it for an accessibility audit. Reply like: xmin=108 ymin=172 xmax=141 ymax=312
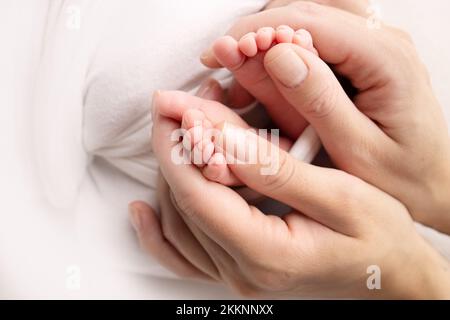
xmin=289 ymin=126 xmax=321 ymax=164
xmin=34 ymin=0 xmax=267 ymax=208
xmin=33 ymin=0 xmax=325 ymax=280
xmin=1 ymin=0 xmax=450 ymax=298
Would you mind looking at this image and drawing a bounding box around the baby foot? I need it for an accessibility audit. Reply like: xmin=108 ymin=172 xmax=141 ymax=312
xmin=212 ymin=26 xmax=318 ymax=139
xmin=154 ymin=90 xmax=293 ymax=187
xmin=181 ymin=108 xmax=293 ymax=187
xmin=181 ymin=109 xmax=241 ymax=186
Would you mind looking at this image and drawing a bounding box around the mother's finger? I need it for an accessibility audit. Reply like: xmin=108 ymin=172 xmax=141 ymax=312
xmin=171 ymin=191 xmax=246 ymax=285
xmin=157 ymin=174 xmax=221 ymax=280
xmin=267 ymin=0 xmax=370 ymax=17
xmin=263 ymin=43 xmax=389 ymax=167
xmin=155 ymin=90 xmax=250 ymax=128
xmin=202 ymin=0 xmax=371 ymax=67
xmin=195 ymin=78 xmax=225 ymax=103
xmin=152 ymin=93 xmax=291 ymax=257
xmin=128 ymin=201 xmax=213 ymax=280
xmin=215 ymin=121 xmax=369 ymax=236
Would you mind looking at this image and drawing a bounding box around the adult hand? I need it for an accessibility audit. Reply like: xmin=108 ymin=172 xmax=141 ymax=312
xmin=201 ymin=0 xmax=450 ymax=234
xmin=131 ymin=91 xmax=450 ymax=298
xmin=129 ymin=79 xmax=239 ymax=281
xmin=129 ymin=77 xmax=280 ymax=279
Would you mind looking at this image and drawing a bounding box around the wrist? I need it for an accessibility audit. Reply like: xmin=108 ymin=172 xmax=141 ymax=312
xmin=428 ymin=165 xmax=450 ymax=234
xmin=395 ymin=238 xmax=450 ymax=299
xmin=417 ymin=162 xmax=450 ymax=235
xmin=415 ymin=245 xmax=450 ymax=299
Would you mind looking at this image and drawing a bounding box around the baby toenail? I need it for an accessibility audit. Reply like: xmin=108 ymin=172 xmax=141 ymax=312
xmin=277 ymin=25 xmax=290 ymax=30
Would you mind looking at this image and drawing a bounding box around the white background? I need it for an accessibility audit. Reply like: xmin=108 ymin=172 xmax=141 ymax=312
xmin=0 ymin=0 xmax=449 ymax=299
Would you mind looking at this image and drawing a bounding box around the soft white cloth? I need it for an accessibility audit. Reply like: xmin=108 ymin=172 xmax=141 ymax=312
xmin=2 ymin=0 xmax=449 ymax=298
xmin=32 ymin=0 xmax=272 ymax=279
xmin=34 ymin=0 xmax=265 ymax=207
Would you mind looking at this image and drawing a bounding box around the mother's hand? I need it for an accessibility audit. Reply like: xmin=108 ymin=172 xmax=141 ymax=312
xmin=132 ymin=91 xmax=450 ymax=298
xmin=202 ymin=0 xmax=450 ymax=234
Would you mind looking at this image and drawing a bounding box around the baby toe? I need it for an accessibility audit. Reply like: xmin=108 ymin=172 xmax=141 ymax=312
xmin=212 ymin=36 xmax=245 ymax=70
xmin=238 ymin=32 xmax=258 ymax=57
xmin=276 ymin=25 xmax=294 ymax=43
xmin=201 ymin=140 xmax=215 ymax=164
xmin=185 ymin=126 xmax=203 ymax=149
xmin=182 ymin=108 xmax=206 ymax=130
xmin=191 ymin=142 xmax=205 ymax=167
xmin=190 ymin=138 xmax=212 ymax=167
xmin=256 ymin=27 xmax=275 ymax=51
xmin=293 ymin=29 xmax=317 ymax=54
xmin=202 ymin=118 xmax=213 ymax=130
xmin=203 ymin=153 xmax=240 ymax=186
xmin=202 ymin=156 xmax=225 ymax=181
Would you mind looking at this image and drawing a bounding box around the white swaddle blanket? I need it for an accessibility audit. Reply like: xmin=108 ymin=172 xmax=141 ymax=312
xmin=33 ymin=0 xmax=276 ymax=278
xmin=34 ymin=0 xmax=265 ymax=207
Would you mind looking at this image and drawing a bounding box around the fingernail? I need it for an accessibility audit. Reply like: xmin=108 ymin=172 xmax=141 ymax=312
xmin=200 ymin=47 xmax=213 ymax=63
xmin=266 ymin=48 xmax=308 ymax=88
xmin=197 ymin=78 xmax=219 ymax=99
xmin=151 ymin=90 xmax=161 ymax=119
xmin=129 ymin=205 xmax=142 ymax=234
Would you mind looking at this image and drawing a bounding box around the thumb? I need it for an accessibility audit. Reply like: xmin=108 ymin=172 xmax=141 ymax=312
xmin=264 ymin=43 xmax=380 ymax=153
xmin=215 ymin=122 xmax=365 ymax=236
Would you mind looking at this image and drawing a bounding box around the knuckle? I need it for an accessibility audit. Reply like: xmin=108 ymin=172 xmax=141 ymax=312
xmin=383 ymin=29 xmax=418 ymax=65
xmin=243 ymin=255 xmax=296 ymax=292
xmin=390 ymin=27 xmax=414 ymax=44
xmin=387 ymin=37 xmax=429 ymax=85
xmin=346 ymin=136 xmax=383 ymax=170
xmin=228 ymin=270 xmax=285 ymax=297
xmin=289 ymin=0 xmax=323 ymax=15
xmin=330 ymin=170 xmax=365 ymax=211
xmin=262 ymin=152 xmax=296 ymax=191
xmin=228 ymin=278 xmax=260 ymax=298
xmin=170 ymin=192 xmax=199 ymax=219
xmin=253 ymin=268 xmax=293 ymax=292
xmin=238 ymin=246 xmax=297 ymax=292
xmin=336 ymin=186 xmax=359 ymax=212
